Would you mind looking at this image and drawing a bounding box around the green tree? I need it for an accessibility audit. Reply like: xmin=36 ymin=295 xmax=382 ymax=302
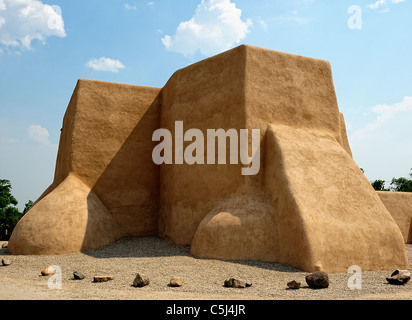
xmin=0 ymin=179 xmax=26 ymax=239
xmin=0 ymin=206 xmax=21 ymax=232
xmin=389 ymin=169 xmax=412 ymax=192
xmin=23 ymin=200 xmax=34 ymax=215
xmin=390 ymin=177 xmax=412 ymax=192
xmin=371 ymin=179 xmax=389 ymax=191
xmin=0 ymin=179 xmax=18 ymax=210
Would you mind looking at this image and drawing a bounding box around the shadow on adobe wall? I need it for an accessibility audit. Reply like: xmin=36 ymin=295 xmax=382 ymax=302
xmin=83 ymin=93 xmax=161 ymax=252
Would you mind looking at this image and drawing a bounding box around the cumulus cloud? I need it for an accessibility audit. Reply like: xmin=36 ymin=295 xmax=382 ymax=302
xmin=28 ymin=125 xmax=50 ymax=144
xmin=351 ymin=97 xmax=412 ymax=140
xmin=0 ymin=0 xmax=66 ymax=51
xmin=161 ymin=0 xmax=252 ymax=57
xmin=349 ymin=96 xmax=412 ymax=181
xmin=86 ymin=57 xmax=125 ymax=73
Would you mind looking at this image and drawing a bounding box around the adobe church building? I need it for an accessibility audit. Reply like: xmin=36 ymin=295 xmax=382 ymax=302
xmin=8 ymin=45 xmax=412 ymax=273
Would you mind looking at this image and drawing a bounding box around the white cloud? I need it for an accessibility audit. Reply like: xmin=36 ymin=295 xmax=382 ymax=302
xmin=372 ymin=96 xmax=412 ymax=115
xmin=162 ymin=0 xmax=252 ymax=57
xmin=28 ymin=125 xmax=50 ymax=145
xmin=349 ymin=96 xmax=412 ymax=182
xmin=351 ymin=96 xmax=412 ymax=141
xmin=368 ymin=0 xmax=386 ymax=9
xmin=124 ymin=3 xmax=137 ymax=10
xmin=0 ymin=0 xmax=66 ymax=51
xmin=367 ymin=0 xmax=406 ymax=9
xmin=147 ymin=1 xmax=154 ymax=6
xmin=86 ymin=57 xmax=125 ymax=73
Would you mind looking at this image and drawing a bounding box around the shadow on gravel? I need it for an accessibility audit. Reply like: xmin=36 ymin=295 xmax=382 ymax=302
xmin=82 ymin=236 xmax=304 ymax=273
xmin=82 ymin=236 xmax=191 ymax=258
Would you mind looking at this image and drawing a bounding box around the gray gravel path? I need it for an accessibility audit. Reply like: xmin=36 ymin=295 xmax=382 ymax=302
xmin=1 ymin=237 xmax=411 ymax=300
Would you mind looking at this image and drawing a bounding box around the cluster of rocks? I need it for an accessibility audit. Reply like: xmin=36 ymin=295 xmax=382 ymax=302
xmin=130 ymin=275 xmax=252 ymax=288
xmin=36 ymin=266 xmax=248 ymax=289
xmin=33 ymin=268 xmax=408 ymax=289
xmin=37 ymin=267 xmax=183 ymax=287
xmin=38 ymin=266 xmax=116 ymax=283
xmin=94 ymin=274 xmax=183 ymax=287
xmin=1 ymin=241 xmax=410 ymax=290
xmin=287 ymin=270 xmax=411 ymax=290
xmin=3 ymin=261 xmax=412 ymax=289
xmin=287 ymin=271 xmax=330 ymax=290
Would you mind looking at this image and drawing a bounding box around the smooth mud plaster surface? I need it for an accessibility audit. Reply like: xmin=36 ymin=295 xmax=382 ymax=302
xmin=8 ymin=45 xmax=410 ymax=273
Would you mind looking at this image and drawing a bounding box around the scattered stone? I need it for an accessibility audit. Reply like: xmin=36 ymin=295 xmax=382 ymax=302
xmin=2 ymin=258 xmax=12 ymax=266
xmin=305 ymin=271 xmax=329 ymax=289
xmin=93 ymin=275 xmax=114 ymax=283
xmin=224 ymin=278 xmax=252 ymax=288
xmin=73 ymin=271 xmax=85 ymax=280
xmin=1 ymin=243 xmax=8 ymax=249
xmin=287 ymin=280 xmax=301 ymax=289
xmin=132 ymin=273 xmax=150 ymax=287
xmin=169 ymin=277 xmax=183 ymax=287
xmin=41 ymin=265 xmax=56 ymax=276
xmin=386 ymin=270 xmax=411 ymax=285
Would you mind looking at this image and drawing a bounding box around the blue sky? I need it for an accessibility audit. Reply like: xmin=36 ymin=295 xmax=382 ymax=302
xmin=0 ymin=0 xmax=411 ymax=209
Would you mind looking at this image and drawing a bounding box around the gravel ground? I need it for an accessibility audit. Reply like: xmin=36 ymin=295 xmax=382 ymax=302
xmin=1 ymin=237 xmax=412 ymax=300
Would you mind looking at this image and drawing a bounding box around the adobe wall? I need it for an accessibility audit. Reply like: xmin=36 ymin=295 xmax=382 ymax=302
xmin=190 ymin=45 xmax=407 ymax=272
xmin=378 ymin=191 xmax=412 ymax=244
xmin=7 ymin=45 xmax=409 ymax=273
xmin=8 ymin=80 xmax=161 ymax=254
